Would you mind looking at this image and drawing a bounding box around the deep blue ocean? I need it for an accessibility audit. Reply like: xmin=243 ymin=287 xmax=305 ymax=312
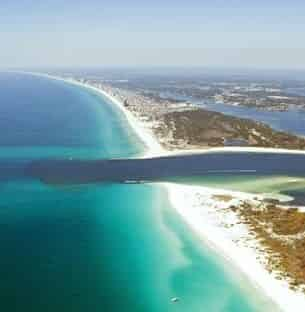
xmin=0 ymin=72 xmax=277 ymax=311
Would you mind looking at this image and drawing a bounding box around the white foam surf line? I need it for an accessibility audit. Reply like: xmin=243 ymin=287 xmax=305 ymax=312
xmin=16 ymin=71 xmax=305 ymax=311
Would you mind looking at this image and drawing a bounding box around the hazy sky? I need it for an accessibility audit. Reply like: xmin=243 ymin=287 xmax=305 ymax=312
xmin=1 ymin=0 xmax=305 ymax=69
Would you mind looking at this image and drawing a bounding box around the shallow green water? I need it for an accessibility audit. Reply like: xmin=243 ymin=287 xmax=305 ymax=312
xmin=0 ymin=72 xmax=277 ymax=311
xmin=173 ymin=175 xmax=305 ymax=199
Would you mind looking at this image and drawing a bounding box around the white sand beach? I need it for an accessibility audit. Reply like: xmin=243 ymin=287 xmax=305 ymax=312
xmin=27 ymin=72 xmax=305 ymax=311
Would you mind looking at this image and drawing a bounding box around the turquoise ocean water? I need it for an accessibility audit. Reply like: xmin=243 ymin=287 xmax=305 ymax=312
xmin=0 ymin=73 xmax=277 ymax=311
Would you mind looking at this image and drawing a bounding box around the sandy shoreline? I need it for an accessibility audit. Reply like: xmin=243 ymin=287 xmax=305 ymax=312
xmin=23 ymin=72 xmax=305 ymax=311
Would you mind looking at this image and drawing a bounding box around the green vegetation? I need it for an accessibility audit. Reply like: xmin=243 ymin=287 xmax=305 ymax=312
xmin=161 ymin=109 xmax=305 ymax=150
xmin=232 ymin=201 xmax=305 ymax=290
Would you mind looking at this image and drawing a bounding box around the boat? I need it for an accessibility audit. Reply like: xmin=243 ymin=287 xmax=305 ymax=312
xmin=124 ymin=180 xmax=141 ymax=184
